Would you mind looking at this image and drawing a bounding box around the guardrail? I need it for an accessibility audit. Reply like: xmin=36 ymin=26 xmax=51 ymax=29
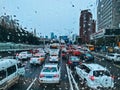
xmin=0 ymin=43 xmax=44 ymax=52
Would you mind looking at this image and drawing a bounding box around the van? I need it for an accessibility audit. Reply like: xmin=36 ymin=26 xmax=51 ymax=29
xmin=0 ymin=59 xmax=25 ymax=90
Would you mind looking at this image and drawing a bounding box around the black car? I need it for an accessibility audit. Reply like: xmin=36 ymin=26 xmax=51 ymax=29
xmin=67 ymin=56 xmax=81 ymax=69
xmin=80 ymin=53 xmax=94 ymax=63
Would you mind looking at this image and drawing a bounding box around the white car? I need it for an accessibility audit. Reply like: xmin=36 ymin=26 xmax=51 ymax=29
xmin=106 ymin=53 xmax=120 ymax=62
xmin=30 ymin=53 xmax=45 ymax=65
xmin=17 ymin=51 xmax=32 ymax=60
xmin=49 ymin=49 xmax=60 ymax=56
xmin=0 ymin=59 xmax=25 ymax=90
xmin=39 ymin=64 xmax=61 ymax=84
xmin=75 ymin=63 xmax=114 ymax=89
xmin=49 ymin=54 xmax=59 ymax=62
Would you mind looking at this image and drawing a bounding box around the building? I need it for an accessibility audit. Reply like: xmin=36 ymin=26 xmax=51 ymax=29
xmin=79 ymin=9 xmax=96 ymax=44
xmin=97 ymin=0 xmax=120 ymax=30
xmin=91 ymin=0 xmax=120 ymax=46
xmin=51 ymin=32 xmax=54 ymax=39
xmin=72 ymin=34 xmax=78 ymax=43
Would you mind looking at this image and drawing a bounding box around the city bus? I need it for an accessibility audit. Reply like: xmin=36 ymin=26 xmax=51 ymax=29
xmin=86 ymin=44 xmax=95 ymax=51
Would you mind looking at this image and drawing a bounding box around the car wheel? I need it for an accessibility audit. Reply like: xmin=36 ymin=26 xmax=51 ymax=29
xmin=58 ymin=80 xmax=61 ymax=85
xmin=112 ymin=59 xmax=114 ymax=64
xmin=83 ymin=79 xmax=87 ymax=87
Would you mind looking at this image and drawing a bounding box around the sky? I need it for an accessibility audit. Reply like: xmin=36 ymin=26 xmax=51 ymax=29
xmin=0 ymin=0 xmax=96 ymax=37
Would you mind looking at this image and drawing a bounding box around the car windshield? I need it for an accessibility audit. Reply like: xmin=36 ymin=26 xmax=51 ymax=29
xmin=33 ymin=56 xmax=40 ymax=58
xmin=70 ymin=57 xmax=79 ymax=61
xmin=21 ymin=52 xmax=27 ymax=54
xmin=51 ymin=54 xmax=57 ymax=56
xmin=93 ymin=70 xmax=110 ymax=77
xmin=108 ymin=54 xmax=114 ymax=57
xmin=41 ymin=55 xmax=44 ymax=57
xmin=42 ymin=67 xmax=57 ymax=72
xmin=50 ymin=46 xmax=59 ymax=49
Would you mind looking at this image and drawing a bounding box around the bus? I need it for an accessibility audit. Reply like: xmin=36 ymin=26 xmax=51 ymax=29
xmin=86 ymin=44 xmax=95 ymax=51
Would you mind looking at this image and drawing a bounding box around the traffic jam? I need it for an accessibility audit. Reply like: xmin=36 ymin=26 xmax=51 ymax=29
xmin=0 ymin=42 xmax=120 ymax=90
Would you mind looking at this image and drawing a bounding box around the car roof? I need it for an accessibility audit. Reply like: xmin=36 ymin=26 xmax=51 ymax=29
xmin=0 ymin=59 xmax=18 ymax=70
xmin=83 ymin=63 xmax=107 ymax=71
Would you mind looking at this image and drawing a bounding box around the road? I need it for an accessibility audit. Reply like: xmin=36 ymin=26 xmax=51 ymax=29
xmin=8 ymin=54 xmax=70 ymax=90
xmin=2 ymin=51 xmax=120 ymax=90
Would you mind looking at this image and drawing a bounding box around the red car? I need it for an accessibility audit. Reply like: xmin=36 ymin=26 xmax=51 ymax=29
xmin=72 ymin=50 xmax=81 ymax=56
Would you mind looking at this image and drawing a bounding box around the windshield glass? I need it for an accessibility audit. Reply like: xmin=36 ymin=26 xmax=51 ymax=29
xmin=70 ymin=56 xmax=79 ymax=61
xmin=93 ymin=70 xmax=110 ymax=77
xmin=42 ymin=67 xmax=57 ymax=72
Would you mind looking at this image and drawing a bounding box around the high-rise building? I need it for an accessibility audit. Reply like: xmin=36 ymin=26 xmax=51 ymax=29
xmin=51 ymin=32 xmax=54 ymax=39
xmin=97 ymin=0 xmax=120 ymax=30
xmin=79 ymin=9 xmax=96 ymax=44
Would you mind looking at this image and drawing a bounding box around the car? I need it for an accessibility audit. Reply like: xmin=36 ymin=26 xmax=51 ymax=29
xmin=80 ymin=53 xmax=94 ymax=63
xmin=67 ymin=56 xmax=81 ymax=68
xmin=61 ymin=51 xmax=68 ymax=59
xmin=39 ymin=63 xmax=61 ymax=84
xmin=107 ymin=47 xmax=114 ymax=53
xmin=49 ymin=54 xmax=59 ymax=62
xmin=106 ymin=53 xmax=120 ymax=62
xmin=30 ymin=49 xmax=39 ymax=54
xmin=17 ymin=51 xmax=32 ymax=60
xmin=44 ymin=47 xmax=50 ymax=54
xmin=75 ymin=63 xmax=114 ymax=89
xmin=49 ymin=49 xmax=60 ymax=56
xmin=30 ymin=53 xmax=45 ymax=65
xmin=0 ymin=59 xmax=25 ymax=90
xmin=72 ymin=49 xmax=81 ymax=56
xmin=38 ymin=48 xmax=46 ymax=55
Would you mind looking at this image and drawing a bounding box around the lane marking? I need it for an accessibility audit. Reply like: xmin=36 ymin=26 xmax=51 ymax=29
xmin=26 ymin=77 xmax=37 ymax=90
xmin=114 ymin=64 xmax=120 ymax=69
xmin=66 ymin=64 xmax=74 ymax=90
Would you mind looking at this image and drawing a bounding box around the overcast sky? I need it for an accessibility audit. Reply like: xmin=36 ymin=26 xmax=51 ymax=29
xmin=0 ymin=0 xmax=96 ymax=37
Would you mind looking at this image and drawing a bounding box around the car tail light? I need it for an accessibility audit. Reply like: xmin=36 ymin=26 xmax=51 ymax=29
xmin=79 ymin=62 xmax=82 ymax=65
xmin=38 ymin=59 xmax=40 ymax=61
xmin=89 ymin=76 xmax=95 ymax=81
xmin=111 ymin=75 xmax=115 ymax=80
xmin=85 ymin=56 xmax=88 ymax=58
xmin=68 ymin=61 xmax=72 ymax=64
xmin=16 ymin=53 xmax=19 ymax=56
xmin=62 ymin=54 xmax=65 ymax=56
xmin=40 ymin=74 xmax=44 ymax=78
xmin=54 ymin=74 xmax=59 ymax=78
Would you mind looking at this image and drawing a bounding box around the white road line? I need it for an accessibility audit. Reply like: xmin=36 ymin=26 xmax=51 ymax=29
xmin=94 ymin=56 xmax=101 ymax=61
xmin=66 ymin=64 xmax=74 ymax=90
xmin=69 ymin=69 xmax=79 ymax=90
xmin=26 ymin=77 xmax=37 ymax=90
xmin=114 ymin=64 xmax=120 ymax=68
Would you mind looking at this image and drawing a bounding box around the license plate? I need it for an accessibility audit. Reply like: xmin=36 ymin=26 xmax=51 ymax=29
xmin=46 ymin=76 xmax=52 ymax=78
